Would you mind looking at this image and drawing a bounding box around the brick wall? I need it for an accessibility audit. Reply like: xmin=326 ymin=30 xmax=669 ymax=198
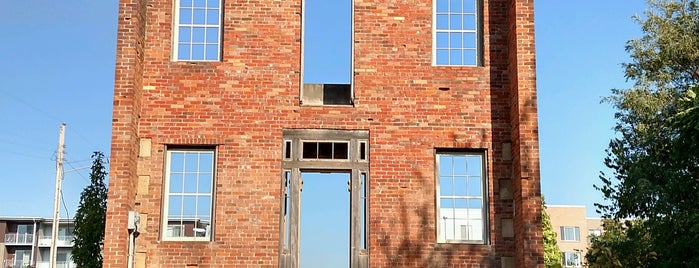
xmin=104 ymin=0 xmax=542 ymax=267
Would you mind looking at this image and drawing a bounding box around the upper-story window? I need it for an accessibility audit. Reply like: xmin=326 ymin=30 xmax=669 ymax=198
xmin=174 ymin=0 xmax=222 ymax=61
xmin=433 ymin=0 xmax=479 ymax=66
xmin=560 ymin=226 xmax=580 ymax=242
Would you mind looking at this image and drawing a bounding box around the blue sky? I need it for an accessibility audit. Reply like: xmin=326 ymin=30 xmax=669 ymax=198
xmin=0 ymin=0 xmax=647 ymax=223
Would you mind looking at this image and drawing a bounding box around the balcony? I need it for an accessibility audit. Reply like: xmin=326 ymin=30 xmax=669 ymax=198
xmin=2 ymin=259 xmax=31 ymax=268
xmin=35 ymin=261 xmax=74 ymax=268
xmin=4 ymin=233 xmax=34 ymax=245
xmin=37 ymin=235 xmax=74 ymax=247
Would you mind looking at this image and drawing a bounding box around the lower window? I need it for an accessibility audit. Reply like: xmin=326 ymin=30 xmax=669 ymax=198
xmin=436 ymin=151 xmax=487 ymax=243
xmin=162 ymin=148 xmax=215 ymax=241
xmin=563 ymin=251 xmax=581 ymax=267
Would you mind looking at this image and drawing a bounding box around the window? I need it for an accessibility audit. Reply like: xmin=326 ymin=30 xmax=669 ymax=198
xmin=436 ymin=152 xmax=486 ymax=243
xmin=560 ymin=226 xmax=580 ymax=241
xmin=433 ymin=0 xmax=479 ymax=66
xmin=163 ymin=149 xmax=215 ymax=241
xmin=562 ymin=252 xmax=581 ymax=267
xmin=174 ymin=0 xmax=222 ymax=61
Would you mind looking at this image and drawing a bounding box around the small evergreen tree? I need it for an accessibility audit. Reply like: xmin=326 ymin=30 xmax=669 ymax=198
xmin=72 ymin=152 xmax=108 ymax=268
xmin=542 ymin=199 xmax=563 ymax=268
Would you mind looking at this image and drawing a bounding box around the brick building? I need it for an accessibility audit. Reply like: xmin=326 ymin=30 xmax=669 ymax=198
xmin=104 ymin=0 xmax=542 ymax=267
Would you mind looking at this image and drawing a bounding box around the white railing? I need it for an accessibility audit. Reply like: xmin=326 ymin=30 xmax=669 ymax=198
xmin=2 ymin=259 xmax=32 ymax=268
xmin=37 ymin=235 xmax=74 ymax=247
xmin=4 ymin=233 xmax=34 ymax=244
xmin=35 ymin=261 xmax=73 ymax=268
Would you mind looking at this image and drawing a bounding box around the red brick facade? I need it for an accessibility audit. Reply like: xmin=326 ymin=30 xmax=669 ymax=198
xmin=104 ymin=0 xmax=543 ymax=267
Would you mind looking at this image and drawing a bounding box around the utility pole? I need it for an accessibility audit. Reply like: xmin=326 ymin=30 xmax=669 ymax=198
xmin=50 ymin=123 xmax=65 ymax=268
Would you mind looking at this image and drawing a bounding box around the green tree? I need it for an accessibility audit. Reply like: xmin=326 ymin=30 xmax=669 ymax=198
xmin=542 ymin=200 xmax=562 ymax=268
xmin=586 ymin=219 xmax=656 ymax=268
xmin=595 ymin=0 xmax=699 ymax=266
xmin=72 ymin=152 xmax=108 ymax=268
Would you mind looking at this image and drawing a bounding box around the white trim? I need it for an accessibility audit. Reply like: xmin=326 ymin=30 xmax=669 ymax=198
xmin=161 ymin=149 xmax=215 ymax=242
xmin=173 ymin=0 xmax=223 ymax=61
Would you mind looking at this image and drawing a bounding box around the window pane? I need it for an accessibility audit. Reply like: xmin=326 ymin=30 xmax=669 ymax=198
xmin=464 ymin=32 xmax=476 ymax=49
xmin=467 ymin=176 xmax=481 ymax=196
xmin=205 ymin=45 xmax=218 ymax=60
xmin=439 ymin=155 xmax=452 ymax=175
xmin=168 ymin=196 xmax=182 ymax=218
xmin=449 ymin=0 xmax=462 ymax=13
xmin=463 ymin=0 xmax=476 ymax=13
xmin=170 ymin=152 xmax=185 ymax=172
xmin=436 ymin=49 xmax=449 ymax=65
xmin=466 ymin=155 xmax=481 ymax=175
xmin=449 ymin=14 xmax=462 ymax=30
xmin=440 ymin=177 xmax=453 ymax=196
xmin=199 ymin=152 xmax=213 ymax=171
xmin=207 ymin=10 xmax=220 ymax=24
xmin=464 ymin=49 xmax=477 ymax=66
xmin=436 ymin=14 xmax=448 ymax=30
xmin=197 ymin=196 xmax=211 ymax=220
xmin=193 ymin=9 xmax=206 ymax=24
xmin=449 ymin=50 xmax=461 ymax=65
xmin=449 ymin=32 xmax=462 ymax=49
xmin=198 ymin=172 xmax=212 ymax=193
xmin=170 ymin=173 xmax=184 ymax=193
xmin=205 ymin=27 xmax=219 ymax=43
xmin=191 ymin=27 xmax=205 ymax=43
xmin=436 ymin=32 xmax=448 ymax=49
xmin=440 ymin=198 xmax=454 ymax=208
xmin=183 ymin=196 xmax=196 ymax=218
xmin=193 ymin=0 xmax=206 ymax=7
xmin=192 ymin=44 xmax=205 ymax=59
xmin=452 ymin=155 xmax=466 ymax=175
xmin=467 ymin=198 xmax=482 ymax=209
xmin=436 ymin=0 xmax=448 ymax=12
xmin=208 ymin=0 xmax=220 ymax=8
xmin=178 ymin=44 xmax=191 ymax=60
xmin=179 ymin=8 xmax=193 ymax=24
xmin=453 ymin=176 xmax=467 ymax=196
xmin=184 ymin=173 xmax=197 ymax=193
xmin=463 ymin=14 xmax=476 ymax=30
xmin=180 ymin=0 xmax=193 ymax=7
xmin=179 ymin=27 xmax=192 ymax=43
xmin=454 ymin=198 xmax=467 ymax=208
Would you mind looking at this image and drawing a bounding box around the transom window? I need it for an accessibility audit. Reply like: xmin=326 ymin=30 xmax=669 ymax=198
xmin=436 ymin=152 xmax=487 ymax=243
xmin=433 ymin=0 xmax=479 ymax=66
xmin=560 ymin=226 xmax=580 ymax=242
xmin=163 ymin=149 xmax=215 ymax=241
xmin=174 ymin=0 xmax=222 ymax=61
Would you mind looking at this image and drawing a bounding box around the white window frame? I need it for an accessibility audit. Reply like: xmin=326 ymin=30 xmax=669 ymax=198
xmin=436 ymin=151 xmax=488 ymax=244
xmin=432 ymin=0 xmax=480 ymax=66
xmin=162 ymin=148 xmax=216 ymax=241
xmin=563 ymin=251 xmax=582 ymax=267
xmin=560 ymin=226 xmax=580 ymax=242
xmin=173 ymin=0 xmax=223 ymax=61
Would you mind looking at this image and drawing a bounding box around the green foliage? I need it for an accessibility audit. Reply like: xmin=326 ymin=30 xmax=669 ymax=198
xmin=542 ymin=200 xmax=563 ymax=268
xmin=72 ymin=152 xmax=108 ymax=268
xmin=586 ymin=219 xmax=656 ymax=268
xmin=595 ymin=0 xmax=699 ymax=266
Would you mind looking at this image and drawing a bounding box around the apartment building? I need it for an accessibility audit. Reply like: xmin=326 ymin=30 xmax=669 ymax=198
xmin=104 ymin=0 xmax=543 ymax=267
xmin=546 ymin=205 xmax=602 ymax=267
xmin=0 ymin=217 xmax=75 ymax=268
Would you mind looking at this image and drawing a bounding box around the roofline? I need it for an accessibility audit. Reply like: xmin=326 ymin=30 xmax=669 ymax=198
xmin=0 ymin=217 xmax=74 ymax=223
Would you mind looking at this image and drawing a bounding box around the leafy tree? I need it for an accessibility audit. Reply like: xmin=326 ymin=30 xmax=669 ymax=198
xmin=586 ymin=219 xmax=656 ymax=268
xmin=595 ymin=0 xmax=699 ymax=266
xmin=72 ymin=152 xmax=108 ymax=268
xmin=542 ymin=199 xmax=562 ymax=268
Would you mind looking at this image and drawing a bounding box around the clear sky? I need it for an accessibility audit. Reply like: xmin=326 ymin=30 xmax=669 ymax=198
xmin=0 ymin=1 xmax=647 ymax=222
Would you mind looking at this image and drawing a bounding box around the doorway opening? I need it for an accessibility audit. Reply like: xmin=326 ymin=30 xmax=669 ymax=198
xmin=300 ymin=172 xmax=350 ymax=268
